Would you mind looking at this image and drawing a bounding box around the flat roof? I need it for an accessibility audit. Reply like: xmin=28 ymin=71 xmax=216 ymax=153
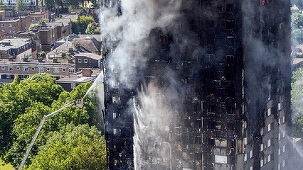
xmin=56 ymin=75 xmax=93 ymax=83
xmin=293 ymin=58 xmax=303 ymax=65
xmin=56 ymin=69 xmax=101 ymax=83
xmin=74 ymin=53 xmax=102 ymax=60
xmin=0 ymin=61 xmax=75 ymax=67
xmin=0 ymin=38 xmax=32 ymax=51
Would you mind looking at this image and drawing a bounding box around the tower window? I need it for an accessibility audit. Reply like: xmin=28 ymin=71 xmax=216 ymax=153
xmin=267 ymin=123 xmax=271 ymax=131
xmin=226 ymin=55 xmax=234 ymax=63
xmin=113 ymin=113 xmax=116 ymax=119
xmin=267 ymin=139 xmax=271 ymax=147
xmin=267 ymin=108 xmax=271 ymax=116
xmin=227 ymin=106 xmax=235 ymax=115
xmin=226 ymin=20 xmax=235 ymax=29
xmin=226 ymin=4 xmax=234 ymax=12
xmin=206 ymin=20 xmax=215 ymax=28
xmin=206 ymin=34 xmax=215 ymax=46
xmin=226 ymin=37 xmax=234 ymax=46
xmin=206 ymin=54 xmax=214 ymax=61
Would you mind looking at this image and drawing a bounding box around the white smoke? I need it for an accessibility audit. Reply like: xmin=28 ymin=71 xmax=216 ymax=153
xmin=100 ymin=0 xmax=182 ymax=89
xmin=100 ymin=0 xmax=185 ymax=169
xmin=133 ymin=82 xmax=177 ymax=169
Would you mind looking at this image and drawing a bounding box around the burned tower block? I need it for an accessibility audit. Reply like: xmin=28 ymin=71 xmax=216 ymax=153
xmin=103 ymin=0 xmax=292 ymax=169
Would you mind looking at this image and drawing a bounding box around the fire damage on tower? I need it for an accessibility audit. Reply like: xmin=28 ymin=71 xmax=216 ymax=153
xmin=101 ymin=0 xmax=292 ymax=169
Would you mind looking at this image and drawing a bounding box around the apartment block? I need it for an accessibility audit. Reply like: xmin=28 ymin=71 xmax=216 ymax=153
xmin=103 ymin=0 xmax=292 ymax=170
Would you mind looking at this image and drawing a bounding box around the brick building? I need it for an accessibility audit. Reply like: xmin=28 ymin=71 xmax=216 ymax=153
xmin=74 ymin=53 xmax=102 ymax=72
xmin=0 ymin=38 xmax=34 ymax=59
xmin=0 ymin=59 xmax=75 ymax=83
xmin=30 ymin=11 xmax=49 ymax=23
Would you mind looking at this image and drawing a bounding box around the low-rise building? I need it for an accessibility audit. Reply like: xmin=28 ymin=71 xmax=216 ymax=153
xmin=72 ymin=35 xmax=101 ymax=54
xmin=56 ymin=68 xmax=100 ymax=91
xmin=0 ymin=57 xmax=75 ymax=83
xmin=74 ymin=53 xmax=102 ymax=72
xmin=36 ymin=23 xmax=58 ymax=52
xmin=0 ymin=18 xmax=22 ymax=37
xmin=30 ymin=11 xmax=49 ymax=23
xmin=0 ymin=38 xmax=34 ymax=59
xmin=0 ymin=0 xmax=37 ymax=6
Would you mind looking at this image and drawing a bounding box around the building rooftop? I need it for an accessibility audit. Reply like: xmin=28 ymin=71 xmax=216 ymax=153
xmin=60 ymin=14 xmax=78 ymax=21
xmin=56 ymin=69 xmax=100 ymax=83
xmin=74 ymin=53 xmax=102 ymax=60
xmin=46 ymin=41 xmax=74 ymax=59
xmin=293 ymin=58 xmax=303 ymax=65
xmin=53 ymin=18 xmax=72 ymax=26
xmin=0 ymin=59 xmax=75 ymax=67
xmin=0 ymin=18 xmax=20 ymax=22
xmin=30 ymin=11 xmax=48 ymax=15
xmin=72 ymin=35 xmax=101 ymax=53
xmin=0 ymin=38 xmax=32 ymax=51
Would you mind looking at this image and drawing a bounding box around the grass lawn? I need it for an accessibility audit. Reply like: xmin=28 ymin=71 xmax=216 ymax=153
xmin=0 ymin=159 xmax=14 ymax=170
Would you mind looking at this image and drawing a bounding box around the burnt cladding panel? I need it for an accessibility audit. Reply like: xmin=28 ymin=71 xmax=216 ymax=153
xmin=198 ymin=0 xmax=244 ymax=169
xmin=243 ymin=0 xmax=291 ymax=170
xmin=104 ymin=57 xmax=135 ymax=169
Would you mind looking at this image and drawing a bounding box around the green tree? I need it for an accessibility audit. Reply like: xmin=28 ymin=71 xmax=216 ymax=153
xmin=50 ymin=82 xmax=103 ymax=130
xmin=91 ymin=0 xmax=101 ymax=8
xmin=72 ymin=15 xmax=95 ymax=34
xmin=0 ymin=76 xmax=27 ymax=157
xmin=18 ymin=73 xmax=64 ymax=107
xmin=15 ymin=0 xmax=26 ymax=13
xmin=293 ymin=114 xmax=303 ymax=138
xmin=292 ymin=68 xmax=303 ymax=138
xmin=4 ymin=103 xmax=52 ymax=167
xmin=3 ymin=80 xmax=102 ymax=167
xmin=85 ymin=22 xmax=101 ymax=34
xmin=292 ymin=12 xmax=303 ymax=43
xmin=1 ymin=74 xmax=103 ymax=168
xmin=0 ymin=74 xmax=63 ymax=165
xmin=0 ymin=1 xmax=7 ymax=10
xmin=26 ymin=124 xmax=106 ymax=170
xmin=292 ymin=68 xmax=303 ymax=116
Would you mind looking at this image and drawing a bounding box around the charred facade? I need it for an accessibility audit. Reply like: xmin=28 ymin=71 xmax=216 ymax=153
xmin=103 ymin=0 xmax=292 ymax=170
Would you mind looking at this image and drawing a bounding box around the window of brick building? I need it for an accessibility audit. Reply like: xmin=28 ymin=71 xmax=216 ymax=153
xmin=38 ymin=67 xmax=44 ymax=72
xmin=53 ymin=68 xmax=59 ymax=73
xmin=23 ymin=67 xmax=28 ymax=72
